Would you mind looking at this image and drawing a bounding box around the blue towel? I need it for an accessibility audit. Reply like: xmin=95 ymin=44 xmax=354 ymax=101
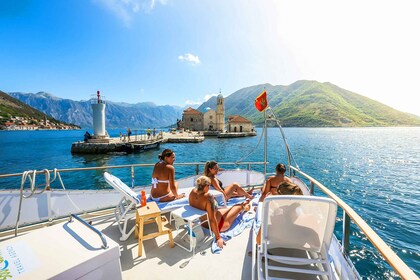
xmin=147 ymin=190 xmax=226 ymax=211
xmin=211 ymin=210 xmax=256 ymax=254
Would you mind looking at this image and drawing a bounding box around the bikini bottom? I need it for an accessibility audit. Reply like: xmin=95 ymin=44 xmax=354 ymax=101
xmin=150 ymin=192 xmax=171 ymax=202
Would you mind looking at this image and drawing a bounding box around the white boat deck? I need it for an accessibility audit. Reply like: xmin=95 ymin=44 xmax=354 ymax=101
xmin=94 ymin=212 xmax=254 ymax=280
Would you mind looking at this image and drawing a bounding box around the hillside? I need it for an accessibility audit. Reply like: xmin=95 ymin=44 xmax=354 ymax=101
xmin=0 ymin=90 xmax=80 ymax=130
xmin=7 ymin=81 xmax=420 ymax=128
xmin=198 ymin=81 xmax=420 ymax=127
xmin=8 ymin=92 xmax=184 ymax=129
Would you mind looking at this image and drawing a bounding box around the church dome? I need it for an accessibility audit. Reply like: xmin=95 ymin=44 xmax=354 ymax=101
xmin=217 ymin=94 xmax=223 ymax=99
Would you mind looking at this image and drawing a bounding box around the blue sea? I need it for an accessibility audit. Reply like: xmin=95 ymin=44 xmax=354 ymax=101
xmin=0 ymin=127 xmax=419 ymax=279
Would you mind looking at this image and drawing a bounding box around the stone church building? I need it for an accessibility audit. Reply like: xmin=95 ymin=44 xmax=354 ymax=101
xmin=181 ymin=94 xmax=253 ymax=133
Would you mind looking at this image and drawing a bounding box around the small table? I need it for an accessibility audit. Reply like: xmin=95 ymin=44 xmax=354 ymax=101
xmin=134 ymin=201 xmax=174 ymax=257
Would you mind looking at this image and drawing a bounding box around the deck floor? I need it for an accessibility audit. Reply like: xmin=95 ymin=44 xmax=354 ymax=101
xmin=93 ymin=213 xmax=254 ymax=280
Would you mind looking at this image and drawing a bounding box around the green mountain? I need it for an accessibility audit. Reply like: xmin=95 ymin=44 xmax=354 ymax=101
xmin=0 ymin=90 xmax=79 ymax=129
xmin=198 ymin=80 xmax=420 ymax=127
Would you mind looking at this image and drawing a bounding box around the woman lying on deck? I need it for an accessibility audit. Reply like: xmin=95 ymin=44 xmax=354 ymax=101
xmin=204 ymin=160 xmax=254 ymax=202
xmin=189 ymin=176 xmax=250 ymax=249
xmin=150 ymin=149 xmax=186 ymax=202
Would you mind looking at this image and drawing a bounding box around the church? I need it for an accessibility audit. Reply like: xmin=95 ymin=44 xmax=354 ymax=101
xmin=180 ymin=93 xmax=255 ymax=134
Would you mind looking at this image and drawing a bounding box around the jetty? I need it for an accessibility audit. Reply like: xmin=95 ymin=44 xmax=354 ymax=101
xmin=218 ymin=131 xmax=257 ymax=138
xmin=71 ymin=131 xmax=205 ymax=154
xmin=161 ymin=131 xmax=204 ymax=143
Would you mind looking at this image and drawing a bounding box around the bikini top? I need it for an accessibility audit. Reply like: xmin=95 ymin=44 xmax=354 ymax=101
xmin=151 ymin=178 xmax=170 ymax=189
xmin=211 ymin=178 xmax=224 ymax=191
xmin=152 ymin=160 xmax=171 ymax=188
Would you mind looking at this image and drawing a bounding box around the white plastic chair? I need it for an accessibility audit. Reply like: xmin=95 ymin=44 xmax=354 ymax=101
xmin=104 ymin=172 xmax=140 ymax=241
xmin=252 ymin=195 xmax=337 ymax=279
xmin=169 ymin=205 xmax=213 ymax=254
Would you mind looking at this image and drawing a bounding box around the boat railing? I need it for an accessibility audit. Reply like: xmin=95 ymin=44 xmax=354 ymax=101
xmin=0 ymin=161 xmax=266 ymax=188
xmin=290 ymin=165 xmax=417 ymax=280
xmin=1 ymin=162 xmax=266 ymax=236
xmin=70 ymin=214 xmax=108 ymax=249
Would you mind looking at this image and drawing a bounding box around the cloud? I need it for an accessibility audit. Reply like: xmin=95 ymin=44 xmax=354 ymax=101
xmin=203 ymin=94 xmax=217 ymax=101
xmin=184 ymin=93 xmax=218 ymax=106
xmin=93 ymin=0 xmax=167 ymax=26
xmin=184 ymin=99 xmax=201 ymax=106
xmin=178 ymin=53 xmax=201 ymax=65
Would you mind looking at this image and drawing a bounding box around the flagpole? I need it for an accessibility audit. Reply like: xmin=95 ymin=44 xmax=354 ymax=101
xmin=264 ymin=107 xmax=268 ymax=176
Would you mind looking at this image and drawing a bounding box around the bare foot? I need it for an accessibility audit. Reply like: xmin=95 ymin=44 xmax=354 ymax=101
xmin=241 ymin=200 xmax=251 ymax=212
xmin=246 ymin=187 xmax=255 ymax=199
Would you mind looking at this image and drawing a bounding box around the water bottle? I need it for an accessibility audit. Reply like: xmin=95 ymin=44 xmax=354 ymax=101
xmin=185 ymin=226 xmax=196 ymax=248
xmin=141 ymin=190 xmax=147 ymax=206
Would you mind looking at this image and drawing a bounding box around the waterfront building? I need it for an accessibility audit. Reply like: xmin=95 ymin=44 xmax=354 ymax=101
xmin=227 ymin=115 xmax=254 ymax=133
xmin=181 ymin=107 xmax=203 ymax=131
xmin=181 ymin=92 xmax=254 ymax=135
xmin=203 ymin=108 xmax=216 ymax=131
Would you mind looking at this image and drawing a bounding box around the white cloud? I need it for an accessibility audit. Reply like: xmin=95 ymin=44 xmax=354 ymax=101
xmin=184 ymin=93 xmax=217 ymax=106
xmin=203 ymin=94 xmax=217 ymax=101
xmin=178 ymin=53 xmax=201 ymax=65
xmin=93 ymin=0 xmax=167 ymax=26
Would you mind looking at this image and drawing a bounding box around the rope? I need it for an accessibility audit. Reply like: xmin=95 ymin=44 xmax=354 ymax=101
xmin=15 ymin=170 xmax=37 ymax=236
xmin=234 ymin=121 xmax=266 ymax=164
xmin=266 ymin=107 xmax=300 ymax=170
xmin=53 ymin=168 xmax=85 ymax=214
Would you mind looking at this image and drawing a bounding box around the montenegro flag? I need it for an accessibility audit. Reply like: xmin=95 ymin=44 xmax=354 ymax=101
xmin=255 ymin=90 xmax=268 ymax=112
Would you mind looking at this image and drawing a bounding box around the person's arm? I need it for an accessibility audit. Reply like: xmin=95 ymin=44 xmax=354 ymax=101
xmin=211 ymin=177 xmax=227 ymax=201
xmin=167 ymin=165 xmax=181 ymax=198
xmin=259 ymin=178 xmax=271 ymax=202
xmin=206 ymin=194 xmax=225 ymax=249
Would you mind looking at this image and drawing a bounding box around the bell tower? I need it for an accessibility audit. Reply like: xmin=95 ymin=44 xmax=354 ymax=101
xmin=216 ymin=90 xmax=225 ymax=132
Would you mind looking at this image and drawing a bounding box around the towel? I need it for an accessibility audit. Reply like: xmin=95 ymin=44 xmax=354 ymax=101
xmin=147 ymin=189 xmax=226 ymax=211
xmin=211 ymin=210 xmax=256 ymax=254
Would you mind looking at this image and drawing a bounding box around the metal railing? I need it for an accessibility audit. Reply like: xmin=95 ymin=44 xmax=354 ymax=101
xmin=70 ymin=214 xmax=108 ymax=249
xmin=290 ymin=166 xmax=418 ymax=280
xmin=1 ymin=162 xmax=266 ymax=236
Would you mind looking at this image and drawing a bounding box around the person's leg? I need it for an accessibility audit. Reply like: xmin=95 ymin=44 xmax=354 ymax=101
xmin=224 ymin=183 xmax=253 ymax=199
xmin=169 ymin=182 xmax=185 ymax=199
xmin=216 ymin=201 xmax=250 ymax=232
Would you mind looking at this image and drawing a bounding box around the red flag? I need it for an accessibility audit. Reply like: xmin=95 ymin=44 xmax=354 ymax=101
xmin=255 ymin=90 xmax=268 ymax=112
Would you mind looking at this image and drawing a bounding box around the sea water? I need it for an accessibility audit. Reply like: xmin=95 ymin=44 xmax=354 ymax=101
xmin=0 ymin=127 xmax=419 ymax=278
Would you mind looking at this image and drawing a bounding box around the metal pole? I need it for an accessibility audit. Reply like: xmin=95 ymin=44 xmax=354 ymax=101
xmin=310 ymin=181 xmax=314 ymax=195
xmin=131 ymin=166 xmax=135 ymax=188
xmin=264 ymin=109 xmax=268 ymax=176
xmin=342 ymin=212 xmax=351 ymax=254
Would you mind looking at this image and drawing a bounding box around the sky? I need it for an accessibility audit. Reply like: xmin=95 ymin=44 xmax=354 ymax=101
xmin=0 ymin=0 xmax=419 ymax=116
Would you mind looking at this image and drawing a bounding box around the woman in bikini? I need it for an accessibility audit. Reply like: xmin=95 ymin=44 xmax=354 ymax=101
xmin=150 ymin=149 xmax=186 ymax=202
xmin=259 ymin=163 xmax=292 ymax=202
xmin=204 ymin=160 xmax=254 ymax=202
xmin=189 ymin=176 xmax=250 ymax=249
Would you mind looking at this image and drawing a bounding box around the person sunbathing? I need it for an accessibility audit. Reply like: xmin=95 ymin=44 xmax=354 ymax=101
xmin=189 ymin=176 xmax=250 ymax=249
xmin=204 ymin=160 xmax=254 ymax=202
xmin=150 ymin=149 xmax=185 ymax=202
xmin=259 ymin=163 xmax=292 ymax=203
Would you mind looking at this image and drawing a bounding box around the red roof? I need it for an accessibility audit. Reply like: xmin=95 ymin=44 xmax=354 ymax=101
xmin=228 ymin=115 xmax=252 ymax=123
xmin=183 ymin=107 xmax=202 ymax=115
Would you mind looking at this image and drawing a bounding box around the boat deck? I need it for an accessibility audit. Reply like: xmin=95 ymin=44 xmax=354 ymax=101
xmin=93 ymin=212 xmax=254 ymax=280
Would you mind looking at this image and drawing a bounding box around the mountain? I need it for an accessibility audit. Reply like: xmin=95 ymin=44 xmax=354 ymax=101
xmin=7 ymin=80 xmax=420 ymax=128
xmin=8 ymin=92 xmax=184 ymax=129
xmin=0 ymin=90 xmax=79 ymax=129
xmin=197 ymin=80 xmax=420 ymax=127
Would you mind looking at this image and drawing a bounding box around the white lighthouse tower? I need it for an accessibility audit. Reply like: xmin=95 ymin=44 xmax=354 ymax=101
xmin=91 ymin=90 xmax=107 ymax=139
xmin=216 ymin=91 xmax=225 ymax=132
